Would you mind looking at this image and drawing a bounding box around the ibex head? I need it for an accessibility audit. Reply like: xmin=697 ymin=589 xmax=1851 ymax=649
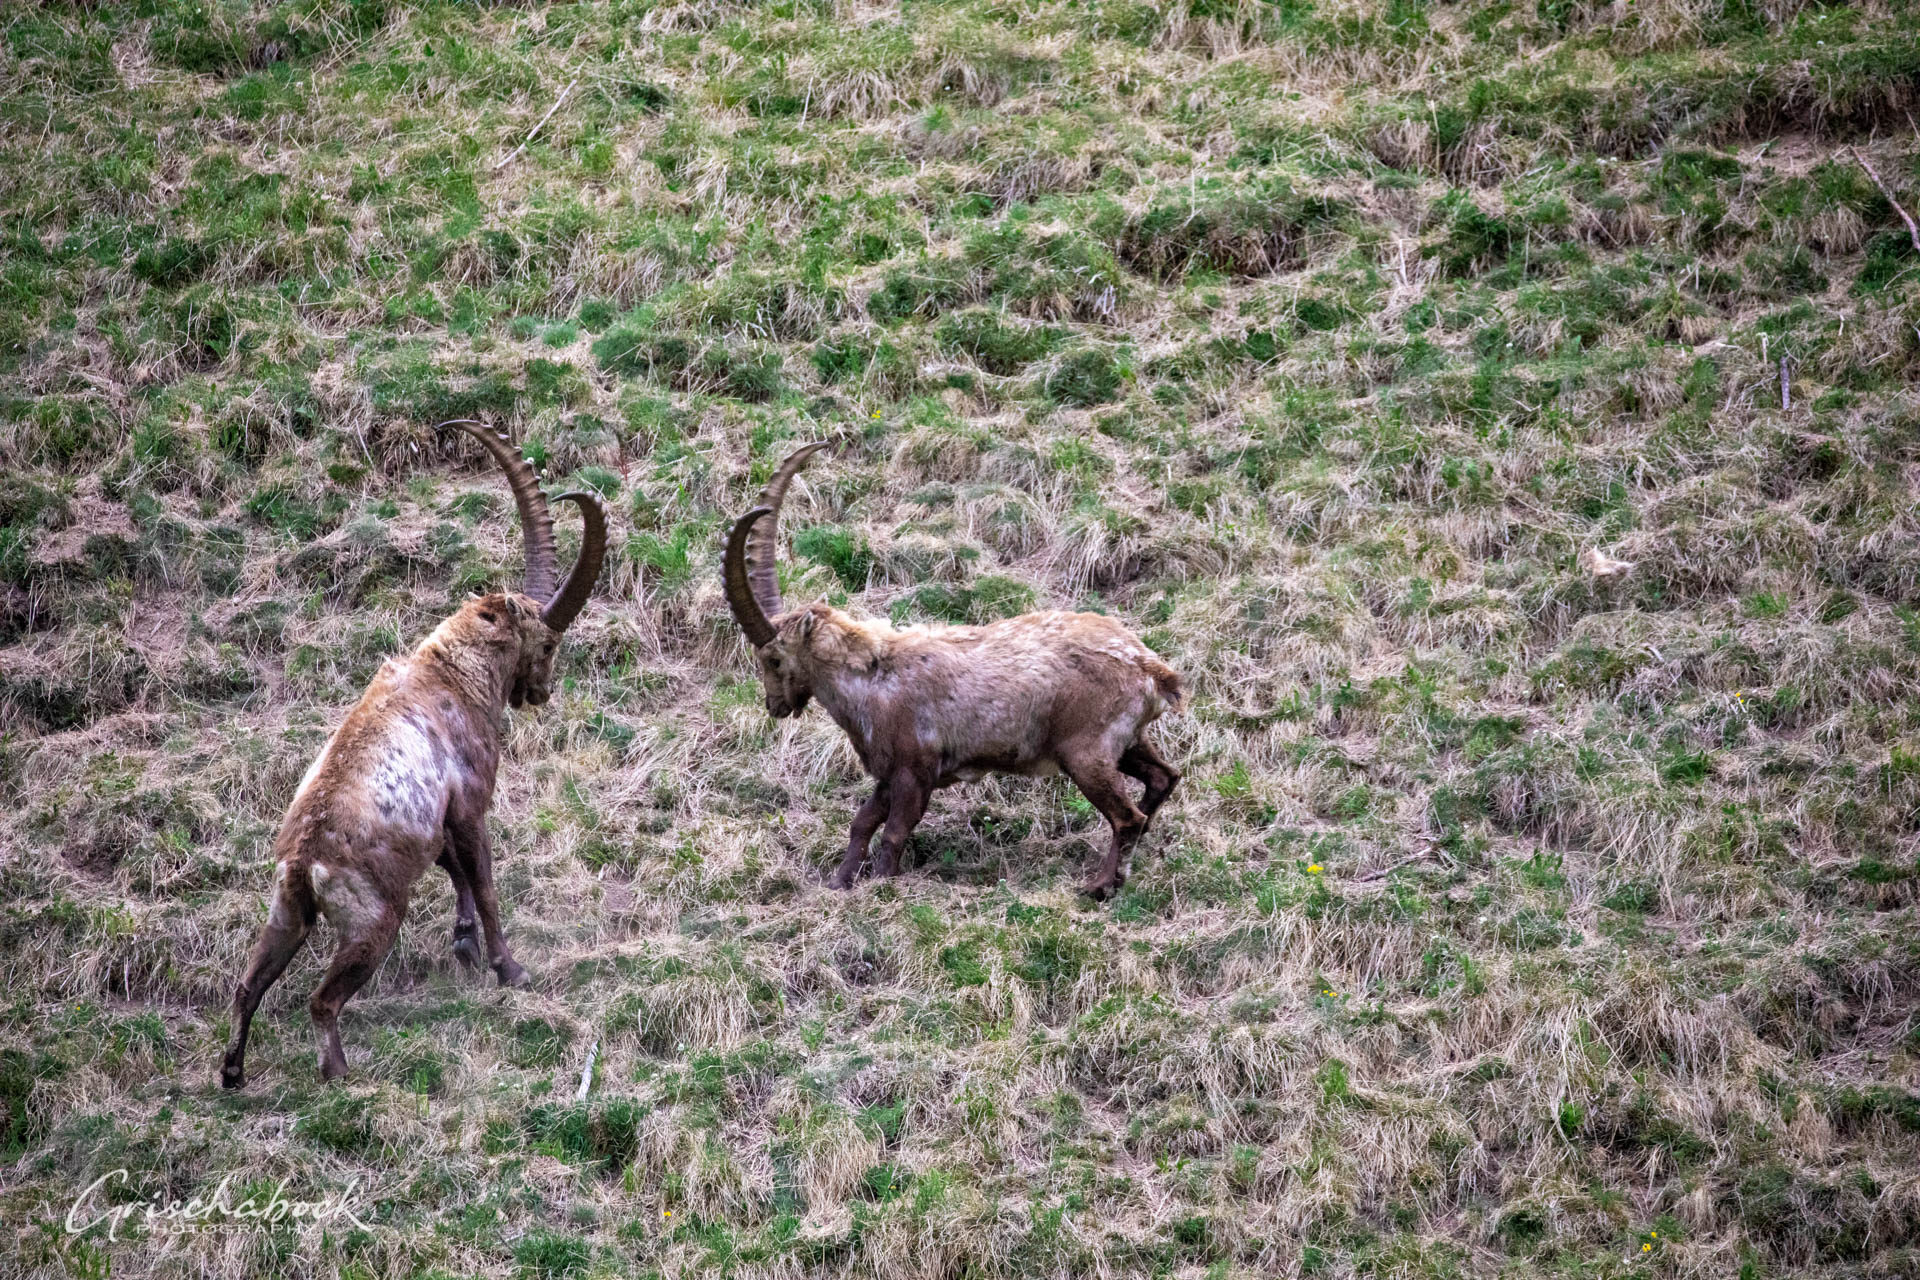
xmin=444 ymin=420 xmax=608 ymax=708
xmin=465 ymin=592 xmax=561 ymax=708
xmin=723 ymin=442 xmax=836 ymax=720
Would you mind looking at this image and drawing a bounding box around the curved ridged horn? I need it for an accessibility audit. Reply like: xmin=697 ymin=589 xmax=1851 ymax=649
xmin=540 ymin=491 xmax=608 ymax=633
xmin=725 ymin=507 xmax=777 ymax=648
xmin=442 ymin=420 xmax=558 ymax=601
xmin=745 ymin=441 xmax=830 ymax=617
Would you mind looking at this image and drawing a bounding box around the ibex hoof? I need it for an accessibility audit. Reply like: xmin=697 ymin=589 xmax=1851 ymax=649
xmin=1081 ymin=879 xmax=1118 ymax=902
xmin=451 ymin=927 xmax=482 ymax=971
xmin=495 ymin=960 xmax=530 ymax=988
xmin=220 ymin=1064 xmax=244 ymax=1090
xmin=319 ymin=1056 xmax=349 ymax=1083
xmin=827 ymin=868 xmax=857 ymax=890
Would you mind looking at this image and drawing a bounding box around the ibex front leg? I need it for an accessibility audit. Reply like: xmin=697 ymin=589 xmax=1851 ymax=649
xmin=445 ymin=808 xmax=528 ymax=988
xmin=830 ymin=782 xmax=891 ymax=889
xmin=437 ymin=844 xmax=482 ymax=971
xmin=871 ymin=769 xmax=931 ymax=879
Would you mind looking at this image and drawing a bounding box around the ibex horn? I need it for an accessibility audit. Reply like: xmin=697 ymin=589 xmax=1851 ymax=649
xmin=442 ymin=420 xmax=558 ymax=601
xmin=540 ymin=491 xmax=607 ymax=633
xmin=724 ymin=507 xmax=776 ymax=648
xmin=744 ymin=441 xmax=830 ymax=618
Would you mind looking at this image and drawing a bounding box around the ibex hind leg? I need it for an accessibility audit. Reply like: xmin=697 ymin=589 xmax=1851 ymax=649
xmin=306 ymin=863 xmax=405 ymax=1082
xmin=221 ymin=862 xmax=315 ymax=1089
xmin=1063 ymin=753 xmax=1148 ymax=902
xmin=307 ymin=913 xmax=403 ymax=1082
xmin=1119 ymin=740 xmax=1180 ymax=820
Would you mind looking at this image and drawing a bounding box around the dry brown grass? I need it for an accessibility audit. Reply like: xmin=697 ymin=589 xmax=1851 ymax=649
xmin=3 ymin=0 xmax=1920 ymax=1275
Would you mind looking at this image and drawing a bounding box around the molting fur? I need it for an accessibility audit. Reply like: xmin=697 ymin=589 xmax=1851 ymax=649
xmin=724 ymin=445 xmax=1184 ymax=899
xmin=220 ymin=422 xmax=608 ymax=1088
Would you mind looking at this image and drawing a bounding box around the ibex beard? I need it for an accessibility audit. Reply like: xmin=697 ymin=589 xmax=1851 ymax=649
xmin=724 ymin=444 xmax=1185 ymax=900
xmin=220 ymin=421 xmax=606 ymax=1088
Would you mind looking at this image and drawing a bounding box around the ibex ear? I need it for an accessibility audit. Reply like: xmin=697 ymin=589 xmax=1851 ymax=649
xmin=501 ymin=596 xmax=524 ymax=620
xmin=798 ymin=610 xmax=818 ymax=639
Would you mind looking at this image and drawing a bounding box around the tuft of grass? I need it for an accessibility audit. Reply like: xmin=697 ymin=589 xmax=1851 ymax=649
xmin=900 ymin=575 xmax=1037 ymax=625
xmin=793 ymin=525 xmax=875 ymax=590
xmin=936 ymin=308 xmax=1066 ymax=374
xmin=1041 ymin=347 xmax=1126 ymax=407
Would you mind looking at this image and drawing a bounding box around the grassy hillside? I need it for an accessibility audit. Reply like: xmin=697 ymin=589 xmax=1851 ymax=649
xmin=5 ymin=0 xmax=1920 ymax=1275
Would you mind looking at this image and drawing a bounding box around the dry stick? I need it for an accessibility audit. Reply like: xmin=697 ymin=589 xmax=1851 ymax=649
xmin=1852 ymin=145 xmax=1920 ymax=255
xmin=495 ymin=78 xmax=579 ymax=173
xmin=1353 ymin=844 xmax=1456 ymax=884
xmin=1780 ymin=354 xmax=1791 ymax=411
xmin=575 ymin=1039 xmax=599 ymax=1101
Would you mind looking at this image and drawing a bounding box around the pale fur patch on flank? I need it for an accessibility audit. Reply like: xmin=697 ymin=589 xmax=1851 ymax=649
xmin=364 ymin=717 xmax=449 ymax=837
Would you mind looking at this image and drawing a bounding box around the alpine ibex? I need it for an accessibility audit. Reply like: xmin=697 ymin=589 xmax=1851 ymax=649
xmin=723 ymin=444 xmax=1184 ymax=899
xmin=221 ymin=420 xmax=607 ymax=1087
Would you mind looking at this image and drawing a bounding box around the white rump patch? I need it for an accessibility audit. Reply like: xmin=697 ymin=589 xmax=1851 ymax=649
xmin=309 ymin=862 xmax=386 ymax=933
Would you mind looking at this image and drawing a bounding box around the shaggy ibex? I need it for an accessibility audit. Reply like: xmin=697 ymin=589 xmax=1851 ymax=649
xmin=723 ymin=444 xmax=1184 ymax=899
xmin=221 ymin=421 xmax=607 ymax=1087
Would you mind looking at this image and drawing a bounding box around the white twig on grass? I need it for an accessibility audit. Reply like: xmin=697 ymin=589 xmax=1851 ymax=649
xmin=1852 ymin=146 xmax=1920 ymax=255
xmin=495 ymin=78 xmax=579 ymax=173
xmin=576 ymin=1039 xmax=599 ymax=1101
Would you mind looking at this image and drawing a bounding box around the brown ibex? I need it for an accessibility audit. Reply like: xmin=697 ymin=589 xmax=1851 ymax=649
xmin=221 ymin=420 xmax=608 ymax=1087
xmin=723 ymin=444 xmax=1183 ymax=899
